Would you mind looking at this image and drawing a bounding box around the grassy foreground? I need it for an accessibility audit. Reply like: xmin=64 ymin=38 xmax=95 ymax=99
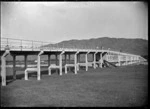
xmin=1 ymin=65 xmax=148 ymax=107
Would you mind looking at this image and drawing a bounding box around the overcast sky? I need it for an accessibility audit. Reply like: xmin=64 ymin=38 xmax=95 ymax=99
xmin=1 ymin=2 xmax=148 ymax=43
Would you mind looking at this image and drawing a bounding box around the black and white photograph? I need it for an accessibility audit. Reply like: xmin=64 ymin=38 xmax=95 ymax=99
xmin=0 ymin=1 xmax=148 ymax=107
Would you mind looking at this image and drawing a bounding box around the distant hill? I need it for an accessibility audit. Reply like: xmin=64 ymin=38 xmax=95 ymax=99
xmin=47 ymin=37 xmax=148 ymax=56
xmin=5 ymin=37 xmax=148 ymax=61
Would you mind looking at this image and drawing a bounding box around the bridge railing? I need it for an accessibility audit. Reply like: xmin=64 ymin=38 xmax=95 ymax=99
xmin=0 ymin=37 xmax=147 ymax=63
xmin=1 ymin=37 xmax=106 ymax=51
xmin=1 ymin=37 xmax=56 ymax=50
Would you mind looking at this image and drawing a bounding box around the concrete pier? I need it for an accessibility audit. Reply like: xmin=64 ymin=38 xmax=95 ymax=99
xmin=37 ymin=51 xmax=44 ymax=80
xmin=59 ymin=51 xmax=65 ymax=76
xmin=118 ymin=55 xmax=121 ymax=66
xmin=100 ymin=52 xmax=103 ymax=68
xmin=74 ymin=51 xmax=79 ymax=74
xmin=94 ymin=52 xmax=98 ymax=69
xmin=85 ymin=52 xmax=90 ymax=71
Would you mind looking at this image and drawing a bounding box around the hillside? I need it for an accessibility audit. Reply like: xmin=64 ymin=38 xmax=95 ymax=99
xmin=5 ymin=37 xmax=148 ymax=61
xmin=47 ymin=37 xmax=148 ymax=56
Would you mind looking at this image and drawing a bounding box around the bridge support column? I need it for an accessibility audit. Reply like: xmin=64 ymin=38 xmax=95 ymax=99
xmin=24 ymin=55 xmax=28 ymax=80
xmin=37 ymin=51 xmax=44 ymax=80
xmin=85 ymin=52 xmax=89 ymax=71
xmin=59 ymin=51 xmax=65 ymax=76
xmin=74 ymin=51 xmax=79 ymax=74
xmin=13 ymin=55 xmax=16 ymax=80
xmin=94 ymin=52 xmax=98 ymax=69
xmin=100 ymin=52 xmax=103 ymax=68
xmin=1 ymin=50 xmax=10 ymax=86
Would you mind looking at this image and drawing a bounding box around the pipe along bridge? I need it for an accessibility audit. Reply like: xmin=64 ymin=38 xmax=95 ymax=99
xmin=0 ymin=38 xmax=147 ymax=86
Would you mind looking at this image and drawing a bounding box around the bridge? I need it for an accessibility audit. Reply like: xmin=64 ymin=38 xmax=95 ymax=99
xmin=0 ymin=37 xmax=147 ymax=86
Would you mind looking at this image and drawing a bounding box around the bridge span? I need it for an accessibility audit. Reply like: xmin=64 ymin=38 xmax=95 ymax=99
xmin=0 ymin=38 xmax=147 ymax=86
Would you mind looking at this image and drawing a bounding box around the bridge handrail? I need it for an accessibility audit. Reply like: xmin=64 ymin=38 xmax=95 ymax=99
xmin=1 ymin=37 xmax=147 ymax=62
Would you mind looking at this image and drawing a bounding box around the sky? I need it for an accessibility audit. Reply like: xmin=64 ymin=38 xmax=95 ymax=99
xmin=1 ymin=2 xmax=148 ymax=43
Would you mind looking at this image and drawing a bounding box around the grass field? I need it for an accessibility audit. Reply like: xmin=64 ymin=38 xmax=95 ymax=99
xmin=1 ymin=64 xmax=148 ymax=107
